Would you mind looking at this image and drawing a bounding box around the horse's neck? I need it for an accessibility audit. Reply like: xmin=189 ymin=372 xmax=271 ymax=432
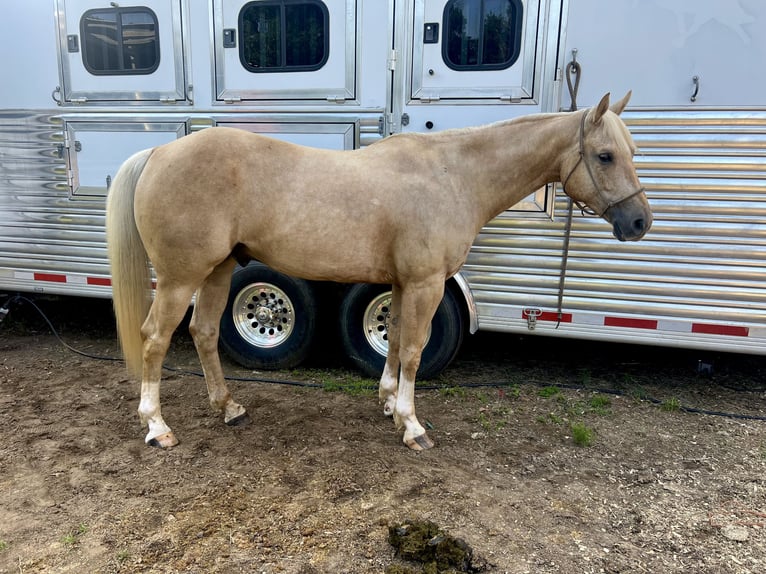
xmin=447 ymin=112 xmax=579 ymax=225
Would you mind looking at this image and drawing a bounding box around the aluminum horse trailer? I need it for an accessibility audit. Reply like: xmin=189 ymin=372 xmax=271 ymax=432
xmin=1 ymin=0 xmax=764 ymax=377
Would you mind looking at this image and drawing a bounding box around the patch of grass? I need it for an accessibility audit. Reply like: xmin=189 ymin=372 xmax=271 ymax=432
xmin=0 ymin=540 xmax=8 ymax=552
xmin=547 ymin=412 xmax=563 ymax=425
xmin=61 ymin=524 xmax=88 ymax=548
xmin=538 ymin=386 xmax=561 ymax=398
xmin=308 ymin=370 xmax=376 ymax=397
xmin=661 ymin=397 xmax=681 ymax=412
xmin=588 ymin=394 xmax=612 ymax=415
xmin=579 ymin=369 xmax=592 ymax=386
xmin=116 ymin=549 xmax=130 ymax=563
xmin=571 ymin=422 xmax=594 ymax=447
xmin=439 ymin=386 xmax=467 ymax=399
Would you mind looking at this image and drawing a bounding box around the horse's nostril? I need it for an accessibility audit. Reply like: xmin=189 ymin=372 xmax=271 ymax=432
xmin=633 ymin=218 xmax=645 ymax=233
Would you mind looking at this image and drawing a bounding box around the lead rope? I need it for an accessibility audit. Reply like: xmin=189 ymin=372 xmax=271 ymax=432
xmin=555 ymin=53 xmax=581 ymax=328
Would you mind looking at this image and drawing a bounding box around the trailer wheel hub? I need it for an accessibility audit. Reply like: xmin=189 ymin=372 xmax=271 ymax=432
xmin=232 ymin=282 xmax=295 ymax=349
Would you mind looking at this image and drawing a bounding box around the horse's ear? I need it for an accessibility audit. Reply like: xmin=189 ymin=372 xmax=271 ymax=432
xmin=589 ymin=93 xmax=611 ymax=125
xmin=609 ymin=90 xmax=632 ymax=115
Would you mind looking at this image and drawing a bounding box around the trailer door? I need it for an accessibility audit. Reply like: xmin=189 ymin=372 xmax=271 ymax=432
xmin=56 ymin=0 xmax=187 ymax=104
xmin=395 ymin=0 xmax=563 ymax=131
xmin=213 ymin=0 xmax=356 ymax=103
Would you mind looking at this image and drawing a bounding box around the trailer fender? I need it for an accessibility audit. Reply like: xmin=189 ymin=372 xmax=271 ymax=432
xmin=451 ymin=272 xmax=478 ymax=335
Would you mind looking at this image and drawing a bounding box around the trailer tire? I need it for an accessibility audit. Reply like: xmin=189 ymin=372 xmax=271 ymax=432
xmin=339 ymin=283 xmax=464 ymax=380
xmin=219 ymin=262 xmax=317 ymax=370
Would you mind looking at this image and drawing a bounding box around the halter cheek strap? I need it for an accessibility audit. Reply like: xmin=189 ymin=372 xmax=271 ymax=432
xmin=561 ymin=111 xmax=645 ymax=218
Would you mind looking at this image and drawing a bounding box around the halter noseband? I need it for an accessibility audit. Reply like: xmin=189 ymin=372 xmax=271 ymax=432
xmin=561 ymin=111 xmax=645 ymax=218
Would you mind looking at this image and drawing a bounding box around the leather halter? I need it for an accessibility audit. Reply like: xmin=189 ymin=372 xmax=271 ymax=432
xmin=561 ymin=111 xmax=645 ymax=218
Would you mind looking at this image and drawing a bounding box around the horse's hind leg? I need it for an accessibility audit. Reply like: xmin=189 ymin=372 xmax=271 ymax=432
xmin=379 ymin=284 xmax=402 ymax=417
xmin=394 ymin=278 xmax=445 ymax=450
xmin=189 ymin=258 xmax=248 ymax=426
xmin=139 ymin=283 xmax=196 ymax=448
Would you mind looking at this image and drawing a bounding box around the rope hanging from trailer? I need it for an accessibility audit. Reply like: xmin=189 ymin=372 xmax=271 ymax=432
xmin=555 ymin=51 xmax=581 ymax=328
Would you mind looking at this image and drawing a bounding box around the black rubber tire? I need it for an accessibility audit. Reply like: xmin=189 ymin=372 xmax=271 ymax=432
xmin=339 ymin=283 xmax=464 ymax=380
xmin=219 ymin=262 xmax=317 ymax=370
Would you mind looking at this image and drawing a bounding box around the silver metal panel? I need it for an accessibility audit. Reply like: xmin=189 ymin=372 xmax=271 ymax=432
xmin=0 ymin=111 xmax=113 ymax=297
xmin=463 ymin=109 xmax=766 ymax=353
xmin=563 ymin=0 xmax=766 ymax=108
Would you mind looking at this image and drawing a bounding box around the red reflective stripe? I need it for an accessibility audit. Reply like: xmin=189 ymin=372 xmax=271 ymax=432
xmin=604 ymin=316 xmax=658 ymax=330
xmin=692 ymin=323 xmax=749 ymax=337
xmin=33 ymin=273 xmax=66 ymax=283
xmin=87 ymin=277 xmax=112 ymax=286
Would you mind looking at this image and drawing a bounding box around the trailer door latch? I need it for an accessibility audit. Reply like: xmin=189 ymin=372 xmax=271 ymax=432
xmin=523 ymin=307 xmax=542 ymax=330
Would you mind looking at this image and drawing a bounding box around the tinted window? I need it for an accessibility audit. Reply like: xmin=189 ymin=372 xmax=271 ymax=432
xmin=240 ymin=0 xmax=329 ymax=72
xmin=443 ymin=0 xmax=522 ymax=70
xmin=81 ymin=8 xmax=160 ymax=75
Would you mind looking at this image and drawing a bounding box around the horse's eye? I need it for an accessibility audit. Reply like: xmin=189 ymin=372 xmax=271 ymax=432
xmin=598 ymin=152 xmax=613 ymax=164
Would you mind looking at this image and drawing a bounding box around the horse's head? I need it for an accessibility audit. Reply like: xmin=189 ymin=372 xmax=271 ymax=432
xmin=560 ymin=91 xmax=652 ymax=241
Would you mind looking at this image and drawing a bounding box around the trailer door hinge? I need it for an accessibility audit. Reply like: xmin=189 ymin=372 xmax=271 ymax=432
xmin=387 ymin=49 xmax=398 ymax=71
xmin=159 ymin=96 xmax=177 ymax=103
xmin=326 ymin=95 xmax=347 ymax=103
xmin=223 ymin=96 xmax=241 ymax=104
xmin=419 ymin=95 xmax=440 ymax=103
xmin=70 ymin=97 xmax=87 ymax=104
xmin=523 ymin=307 xmax=542 ymax=330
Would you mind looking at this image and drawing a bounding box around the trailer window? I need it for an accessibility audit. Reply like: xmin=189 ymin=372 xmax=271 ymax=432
xmin=239 ymin=0 xmax=329 ymax=72
xmin=443 ymin=0 xmax=522 ymax=71
xmin=80 ymin=8 xmax=160 ymax=75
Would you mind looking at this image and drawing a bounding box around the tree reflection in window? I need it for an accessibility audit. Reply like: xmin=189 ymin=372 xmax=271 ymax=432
xmin=443 ymin=0 xmax=522 ymax=71
xmin=240 ymin=0 xmax=329 ymax=72
xmin=81 ymin=7 xmax=160 ymax=75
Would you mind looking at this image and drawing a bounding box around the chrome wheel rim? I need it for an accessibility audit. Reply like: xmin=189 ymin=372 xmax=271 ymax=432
xmin=232 ymin=282 xmax=295 ymax=349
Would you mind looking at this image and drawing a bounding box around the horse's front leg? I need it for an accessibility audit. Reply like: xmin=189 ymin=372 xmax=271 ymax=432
xmin=190 ymin=259 xmax=248 ymax=426
xmin=393 ymin=279 xmax=444 ymax=450
xmin=379 ymin=285 xmax=402 ymax=417
xmin=139 ymin=285 xmax=195 ymax=448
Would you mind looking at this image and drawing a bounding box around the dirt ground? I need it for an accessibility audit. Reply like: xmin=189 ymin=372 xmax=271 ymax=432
xmin=1 ymin=295 xmax=765 ymax=573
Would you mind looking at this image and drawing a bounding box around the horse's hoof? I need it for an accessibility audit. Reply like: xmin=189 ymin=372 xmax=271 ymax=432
xmin=405 ymin=433 xmax=434 ymax=451
xmin=226 ymin=412 xmax=251 ymax=427
xmin=146 ymin=431 xmax=179 ymax=449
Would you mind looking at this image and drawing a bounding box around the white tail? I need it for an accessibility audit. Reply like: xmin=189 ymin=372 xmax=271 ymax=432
xmin=105 ymin=148 xmax=154 ymax=377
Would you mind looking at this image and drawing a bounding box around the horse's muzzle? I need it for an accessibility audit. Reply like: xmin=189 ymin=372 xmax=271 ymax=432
xmin=612 ymin=212 xmax=652 ymax=241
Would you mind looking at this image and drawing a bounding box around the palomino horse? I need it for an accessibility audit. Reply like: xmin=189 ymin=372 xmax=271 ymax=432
xmin=106 ymin=92 xmax=652 ymax=450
